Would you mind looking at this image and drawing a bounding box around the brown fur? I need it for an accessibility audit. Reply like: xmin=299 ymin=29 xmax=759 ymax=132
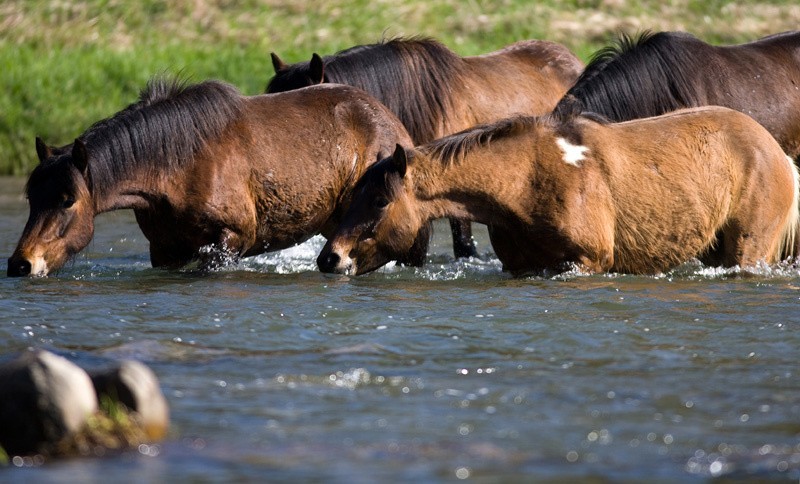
xmin=318 ymin=107 xmax=799 ymax=276
xmin=452 ymin=40 xmax=585 ymax=132
xmin=8 ymin=81 xmax=414 ymax=276
xmin=269 ymin=37 xmax=585 ymax=259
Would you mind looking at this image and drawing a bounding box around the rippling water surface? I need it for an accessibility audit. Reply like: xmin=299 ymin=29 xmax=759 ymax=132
xmin=1 ymin=177 xmax=798 ymax=482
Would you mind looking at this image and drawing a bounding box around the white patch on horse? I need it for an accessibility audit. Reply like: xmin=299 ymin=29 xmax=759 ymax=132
xmin=556 ymin=137 xmax=589 ymax=167
xmin=30 ymin=256 xmax=48 ymax=276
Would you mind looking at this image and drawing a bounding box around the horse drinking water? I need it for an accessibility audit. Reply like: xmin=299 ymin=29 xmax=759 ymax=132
xmin=268 ymin=37 xmax=584 ymax=258
xmin=318 ymin=107 xmax=799 ymax=276
xmin=7 ymin=78 xmax=415 ymax=277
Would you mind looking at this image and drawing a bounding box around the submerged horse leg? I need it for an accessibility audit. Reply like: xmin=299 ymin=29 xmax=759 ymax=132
xmin=196 ymin=228 xmax=252 ymax=271
xmin=148 ymin=228 xmax=249 ymax=271
xmin=720 ymin=198 xmax=796 ymax=268
xmin=488 ymin=226 xmax=536 ymax=275
xmin=488 ymin=224 xmax=614 ymax=276
xmin=148 ymin=243 xmax=196 ymax=269
xmin=449 ymin=219 xmax=478 ymax=258
xmin=720 ymin=222 xmax=783 ymax=268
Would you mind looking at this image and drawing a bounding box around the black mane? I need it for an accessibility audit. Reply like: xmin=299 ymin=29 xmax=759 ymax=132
xmin=421 ymin=116 xmax=543 ymax=166
xmin=267 ymin=37 xmax=464 ymax=144
xmin=77 ymin=77 xmax=243 ymax=193
xmin=553 ymin=31 xmax=706 ymax=122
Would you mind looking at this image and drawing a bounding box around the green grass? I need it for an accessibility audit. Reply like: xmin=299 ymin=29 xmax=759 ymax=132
xmin=1 ymin=0 xmax=798 ymax=175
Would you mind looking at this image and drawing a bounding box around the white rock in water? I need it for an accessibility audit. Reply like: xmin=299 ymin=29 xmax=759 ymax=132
xmin=0 ymin=349 xmax=99 ymax=454
xmin=91 ymin=360 xmax=170 ymax=439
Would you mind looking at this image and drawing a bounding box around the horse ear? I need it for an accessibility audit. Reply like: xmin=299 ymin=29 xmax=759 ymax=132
xmin=71 ymin=139 xmax=89 ymax=177
xmin=309 ymin=53 xmax=325 ymax=84
xmin=35 ymin=137 xmax=52 ymax=163
xmin=270 ymin=52 xmax=287 ymax=73
xmin=391 ymin=144 xmax=408 ymax=178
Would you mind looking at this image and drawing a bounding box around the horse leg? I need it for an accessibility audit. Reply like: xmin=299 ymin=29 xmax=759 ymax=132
xmin=488 ymin=226 xmax=534 ymax=274
xmin=489 ymin=224 xmax=614 ymax=275
xmin=396 ymin=222 xmax=432 ymax=267
xmin=449 ymin=218 xmax=478 ymax=259
xmin=488 ymin=225 xmax=572 ymax=275
xmin=724 ymin=163 xmax=797 ymax=268
xmin=720 ymin=213 xmax=790 ymax=268
xmin=197 ymin=228 xmax=251 ymax=271
xmin=148 ymin=242 xmax=195 ymax=269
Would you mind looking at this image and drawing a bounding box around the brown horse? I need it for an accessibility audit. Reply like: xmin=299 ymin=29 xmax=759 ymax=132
xmin=553 ymin=30 xmax=800 ymax=159
xmin=317 ymin=107 xmax=799 ymax=276
xmin=268 ymin=37 xmax=584 ymax=258
xmin=7 ymin=78 xmax=416 ymax=277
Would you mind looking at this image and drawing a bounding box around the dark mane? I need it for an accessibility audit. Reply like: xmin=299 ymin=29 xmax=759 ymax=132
xmin=421 ymin=116 xmax=542 ymax=165
xmin=268 ymin=37 xmax=465 ymax=144
xmin=553 ymin=31 xmax=706 ymax=122
xmin=78 ymin=77 xmax=243 ymax=194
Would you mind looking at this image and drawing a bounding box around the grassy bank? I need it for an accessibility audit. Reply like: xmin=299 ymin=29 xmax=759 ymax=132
xmin=1 ymin=0 xmax=798 ymax=175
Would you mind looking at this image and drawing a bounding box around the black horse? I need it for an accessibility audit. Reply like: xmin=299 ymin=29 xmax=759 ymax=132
xmin=554 ymin=30 xmax=800 ymax=159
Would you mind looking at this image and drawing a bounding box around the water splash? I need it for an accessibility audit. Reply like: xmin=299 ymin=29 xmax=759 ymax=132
xmin=61 ymin=234 xmax=800 ymax=281
xmin=416 ymin=255 xmax=504 ymax=280
xmin=237 ymin=236 xmax=326 ymax=274
xmin=665 ymin=258 xmax=800 ymax=280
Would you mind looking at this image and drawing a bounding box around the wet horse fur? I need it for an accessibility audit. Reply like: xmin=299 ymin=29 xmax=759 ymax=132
xmin=7 ymin=78 xmax=415 ymax=276
xmin=553 ymin=30 xmax=800 ymax=159
xmin=268 ymin=36 xmax=584 ymax=258
xmin=318 ymin=107 xmax=799 ymax=276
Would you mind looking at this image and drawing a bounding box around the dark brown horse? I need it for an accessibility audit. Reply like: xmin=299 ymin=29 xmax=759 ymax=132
xmin=268 ymin=37 xmax=584 ymax=258
xmin=318 ymin=107 xmax=799 ymax=276
xmin=7 ymin=78 xmax=416 ymax=277
xmin=553 ymin=30 xmax=800 ymax=158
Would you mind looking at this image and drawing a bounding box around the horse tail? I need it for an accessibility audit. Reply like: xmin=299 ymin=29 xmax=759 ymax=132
xmin=776 ymin=154 xmax=800 ymax=261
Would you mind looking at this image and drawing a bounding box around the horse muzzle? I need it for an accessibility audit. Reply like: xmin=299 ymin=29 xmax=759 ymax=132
xmin=317 ymin=250 xmax=355 ymax=275
xmin=7 ymin=255 xmax=48 ymax=277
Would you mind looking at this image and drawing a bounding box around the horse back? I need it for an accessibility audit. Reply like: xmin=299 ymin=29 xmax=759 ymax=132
xmin=602 ymin=106 xmax=790 ymax=192
xmin=469 ymin=40 xmax=584 ymax=80
xmin=456 ymin=41 xmax=583 ymax=128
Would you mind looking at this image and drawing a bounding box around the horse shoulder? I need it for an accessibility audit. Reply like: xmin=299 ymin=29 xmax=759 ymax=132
xmin=333 ymin=90 xmax=411 ymax=154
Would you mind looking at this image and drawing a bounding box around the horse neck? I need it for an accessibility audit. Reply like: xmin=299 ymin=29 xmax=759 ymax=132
xmin=90 ymin=159 xmax=173 ymax=214
xmin=412 ymin=146 xmax=530 ymax=225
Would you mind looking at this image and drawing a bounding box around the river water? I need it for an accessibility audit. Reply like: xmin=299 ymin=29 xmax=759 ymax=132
xmin=0 ymin=176 xmax=798 ymax=482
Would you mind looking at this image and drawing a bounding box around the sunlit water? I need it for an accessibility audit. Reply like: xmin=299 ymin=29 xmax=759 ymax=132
xmin=0 ymin=177 xmax=798 ymax=482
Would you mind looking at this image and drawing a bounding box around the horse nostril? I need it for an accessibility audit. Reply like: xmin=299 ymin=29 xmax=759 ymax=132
xmin=318 ymin=252 xmax=341 ymax=273
xmin=7 ymin=258 xmax=32 ymax=277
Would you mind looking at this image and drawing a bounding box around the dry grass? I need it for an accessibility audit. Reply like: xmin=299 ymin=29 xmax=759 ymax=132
xmin=3 ymin=0 xmax=799 ymax=52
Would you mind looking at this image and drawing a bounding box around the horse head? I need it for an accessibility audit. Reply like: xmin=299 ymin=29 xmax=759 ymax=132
xmin=7 ymin=138 xmax=96 ymax=277
xmin=265 ymin=52 xmax=326 ymax=93
xmin=318 ymin=144 xmax=423 ymax=275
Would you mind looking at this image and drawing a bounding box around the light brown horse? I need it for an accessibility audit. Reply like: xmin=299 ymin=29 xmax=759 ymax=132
xmin=317 ymin=107 xmax=799 ymax=276
xmin=7 ymin=78 xmax=416 ymax=277
xmin=268 ymin=37 xmax=584 ymax=258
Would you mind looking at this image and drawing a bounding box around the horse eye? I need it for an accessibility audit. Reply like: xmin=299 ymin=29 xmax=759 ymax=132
xmin=375 ymin=197 xmax=390 ymax=209
xmin=62 ymin=197 xmax=75 ymax=209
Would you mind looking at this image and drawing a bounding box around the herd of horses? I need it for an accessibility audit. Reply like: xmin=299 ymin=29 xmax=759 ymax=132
xmin=7 ymin=30 xmax=800 ymax=278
